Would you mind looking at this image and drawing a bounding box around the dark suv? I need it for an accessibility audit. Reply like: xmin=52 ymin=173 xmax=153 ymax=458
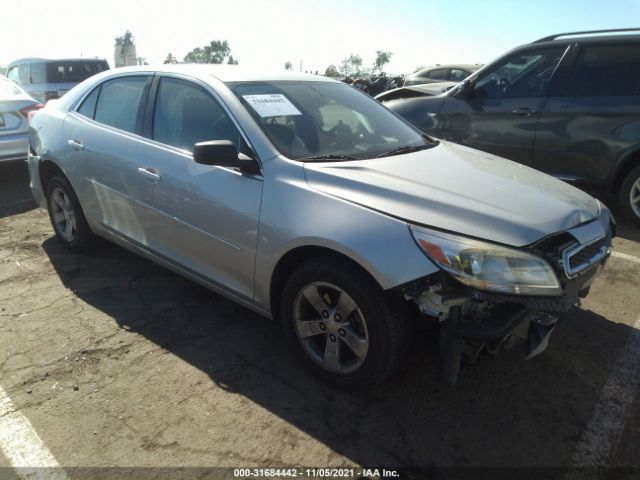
xmin=386 ymin=29 xmax=640 ymax=224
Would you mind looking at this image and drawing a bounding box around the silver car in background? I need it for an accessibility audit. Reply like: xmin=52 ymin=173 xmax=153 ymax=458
xmin=0 ymin=75 xmax=42 ymax=162
xmin=28 ymin=66 xmax=613 ymax=388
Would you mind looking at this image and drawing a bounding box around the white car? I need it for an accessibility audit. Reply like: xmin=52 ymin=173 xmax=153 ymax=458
xmin=0 ymin=75 xmax=42 ymax=162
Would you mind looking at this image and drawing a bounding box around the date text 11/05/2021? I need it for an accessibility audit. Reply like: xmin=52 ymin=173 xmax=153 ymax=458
xmin=233 ymin=467 xmax=400 ymax=478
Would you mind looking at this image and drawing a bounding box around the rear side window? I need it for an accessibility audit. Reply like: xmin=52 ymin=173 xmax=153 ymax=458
xmin=28 ymin=60 xmax=109 ymax=84
xmin=94 ymin=76 xmax=148 ymax=133
xmin=152 ymin=77 xmax=241 ymax=151
xmin=77 ymin=86 xmax=100 ymax=118
xmin=554 ymin=44 xmax=640 ymax=97
xmin=427 ymin=69 xmax=447 ymax=80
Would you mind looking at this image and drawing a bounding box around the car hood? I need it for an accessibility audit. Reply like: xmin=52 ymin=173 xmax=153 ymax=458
xmin=303 ymin=141 xmax=600 ymax=247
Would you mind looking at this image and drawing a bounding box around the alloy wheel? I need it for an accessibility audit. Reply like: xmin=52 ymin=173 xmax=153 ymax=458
xmin=293 ymin=281 xmax=369 ymax=374
xmin=50 ymin=187 xmax=77 ymax=242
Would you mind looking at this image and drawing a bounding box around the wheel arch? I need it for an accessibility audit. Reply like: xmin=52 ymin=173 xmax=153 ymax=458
xmin=269 ymin=245 xmax=382 ymax=322
xmin=39 ymin=159 xmax=67 ymax=193
xmin=611 ymin=147 xmax=640 ymax=193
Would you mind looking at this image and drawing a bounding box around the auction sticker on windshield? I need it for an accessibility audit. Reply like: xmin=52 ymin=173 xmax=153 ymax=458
xmin=243 ymin=94 xmax=302 ymax=117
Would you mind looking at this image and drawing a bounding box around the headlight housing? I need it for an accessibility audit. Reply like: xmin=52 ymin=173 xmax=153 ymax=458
xmin=410 ymin=226 xmax=562 ymax=296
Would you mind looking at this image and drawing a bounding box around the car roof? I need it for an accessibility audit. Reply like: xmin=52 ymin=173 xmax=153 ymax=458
xmin=106 ymin=64 xmax=339 ymax=84
xmin=417 ymin=64 xmax=480 ymax=72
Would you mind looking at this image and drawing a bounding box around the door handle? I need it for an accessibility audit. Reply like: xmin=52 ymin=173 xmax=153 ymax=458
xmin=137 ymin=167 xmax=161 ymax=183
xmin=512 ymin=107 xmax=538 ymax=116
xmin=67 ymin=139 xmax=84 ymax=151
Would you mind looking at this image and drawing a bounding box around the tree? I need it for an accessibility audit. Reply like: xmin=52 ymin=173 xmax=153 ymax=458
xmin=163 ymin=53 xmax=178 ymax=64
xmin=373 ymin=50 xmax=393 ymax=74
xmin=339 ymin=54 xmax=363 ymax=77
xmin=284 ymin=61 xmax=293 ymax=70
xmin=183 ymin=40 xmax=236 ymax=64
xmin=324 ymin=65 xmax=339 ymax=77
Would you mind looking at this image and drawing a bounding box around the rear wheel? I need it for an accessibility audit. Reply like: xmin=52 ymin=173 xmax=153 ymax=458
xmin=280 ymin=256 xmax=411 ymax=389
xmin=46 ymin=175 xmax=93 ymax=252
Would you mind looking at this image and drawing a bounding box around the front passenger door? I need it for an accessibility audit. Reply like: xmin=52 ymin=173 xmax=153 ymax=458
xmin=437 ymin=47 xmax=567 ymax=165
xmin=135 ymin=76 xmax=263 ymax=300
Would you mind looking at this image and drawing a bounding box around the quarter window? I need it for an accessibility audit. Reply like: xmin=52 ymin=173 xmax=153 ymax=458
xmin=94 ymin=76 xmax=148 ymax=134
xmin=77 ymin=87 xmax=100 ymax=119
xmin=152 ymin=77 xmax=241 ymax=151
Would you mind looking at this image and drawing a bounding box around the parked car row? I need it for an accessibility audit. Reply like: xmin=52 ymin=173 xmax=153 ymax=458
xmin=27 ymin=62 xmax=613 ymax=388
xmin=386 ymin=29 xmax=640 ymax=225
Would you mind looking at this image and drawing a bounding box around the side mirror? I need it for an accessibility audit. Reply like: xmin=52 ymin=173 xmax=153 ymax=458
xmin=456 ymin=79 xmax=474 ymax=98
xmin=193 ymin=140 xmax=260 ymax=175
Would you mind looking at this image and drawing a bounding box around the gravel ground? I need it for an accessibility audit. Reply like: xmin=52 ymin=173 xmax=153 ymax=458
xmin=0 ymin=160 xmax=639 ymax=479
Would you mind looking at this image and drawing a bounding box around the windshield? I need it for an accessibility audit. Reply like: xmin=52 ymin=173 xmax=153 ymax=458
xmin=230 ymin=81 xmax=433 ymax=160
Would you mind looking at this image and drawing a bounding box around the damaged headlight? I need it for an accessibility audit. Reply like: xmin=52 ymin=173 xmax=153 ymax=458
xmin=410 ymin=226 xmax=562 ymax=296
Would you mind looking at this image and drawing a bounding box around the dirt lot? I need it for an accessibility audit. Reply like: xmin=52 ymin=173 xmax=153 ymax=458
xmin=1 ymin=160 xmax=639 ymax=479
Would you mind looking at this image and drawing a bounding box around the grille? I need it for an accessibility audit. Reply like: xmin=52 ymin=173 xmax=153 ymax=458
xmin=563 ymin=236 xmax=610 ymax=278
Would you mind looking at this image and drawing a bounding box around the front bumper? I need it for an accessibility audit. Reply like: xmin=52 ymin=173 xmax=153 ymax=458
xmin=403 ymin=213 xmax=613 ymax=386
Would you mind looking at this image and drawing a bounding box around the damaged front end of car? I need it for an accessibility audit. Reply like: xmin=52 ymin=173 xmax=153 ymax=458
xmin=397 ymin=211 xmax=615 ymax=386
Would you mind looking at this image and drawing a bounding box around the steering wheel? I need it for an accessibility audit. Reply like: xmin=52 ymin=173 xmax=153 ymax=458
xmin=327 ymin=122 xmax=353 ymax=148
xmin=498 ymin=78 xmax=512 ymax=94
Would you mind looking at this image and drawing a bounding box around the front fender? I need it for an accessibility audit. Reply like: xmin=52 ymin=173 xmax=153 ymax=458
xmin=253 ymin=158 xmax=439 ymax=310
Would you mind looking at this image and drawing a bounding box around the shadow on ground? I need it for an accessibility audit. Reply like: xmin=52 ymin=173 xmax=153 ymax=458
xmin=41 ymin=237 xmax=639 ymax=470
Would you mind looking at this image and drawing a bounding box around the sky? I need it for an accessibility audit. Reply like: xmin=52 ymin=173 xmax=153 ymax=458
xmin=4 ymin=0 xmax=640 ymax=75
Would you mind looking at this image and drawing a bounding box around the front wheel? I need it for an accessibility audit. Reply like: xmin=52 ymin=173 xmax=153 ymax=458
xmin=280 ymin=257 xmax=412 ymax=389
xmin=620 ymin=165 xmax=640 ymax=225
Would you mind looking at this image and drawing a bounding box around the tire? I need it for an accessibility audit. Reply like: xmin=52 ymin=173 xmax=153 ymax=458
xmin=620 ymin=165 xmax=640 ymax=225
xmin=46 ymin=175 xmax=93 ymax=252
xmin=280 ymin=256 xmax=412 ymax=389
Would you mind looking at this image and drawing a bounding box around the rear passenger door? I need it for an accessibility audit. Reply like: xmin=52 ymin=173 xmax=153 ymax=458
xmin=64 ymin=74 xmax=152 ymax=242
xmin=533 ymin=43 xmax=640 ymax=186
xmin=135 ymin=75 xmax=263 ymax=300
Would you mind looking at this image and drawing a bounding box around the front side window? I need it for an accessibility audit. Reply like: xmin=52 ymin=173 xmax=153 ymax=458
xmin=230 ymin=81 xmax=432 ymax=160
xmin=553 ymin=44 xmax=640 ymax=97
xmin=449 ymin=69 xmax=469 ymax=82
xmin=152 ymin=77 xmax=241 ymax=152
xmin=94 ymin=76 xmax=148 ymax=134
xmin=473 ymin=47 xmax=566 ymax=98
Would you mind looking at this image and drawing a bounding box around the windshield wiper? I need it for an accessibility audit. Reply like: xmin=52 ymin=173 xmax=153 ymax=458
xmin=300 ymin=154 xmax=358 ymax=161
xmin=376 ymin=144 xmax=433 ymax=158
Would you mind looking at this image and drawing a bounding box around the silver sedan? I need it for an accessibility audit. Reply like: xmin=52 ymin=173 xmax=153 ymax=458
xmin=28 ymin=66 xmax=613 ymax=388
xmin=0 ymin=75 xmax=42 ymax=162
